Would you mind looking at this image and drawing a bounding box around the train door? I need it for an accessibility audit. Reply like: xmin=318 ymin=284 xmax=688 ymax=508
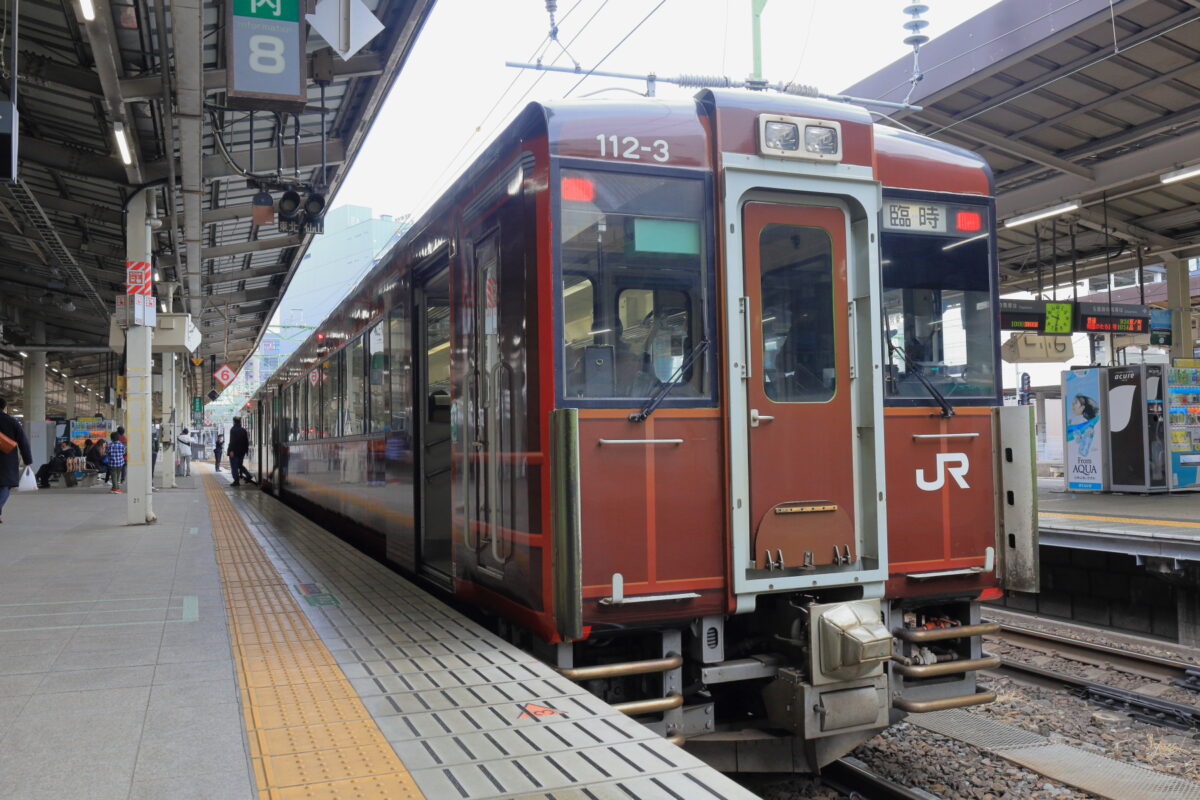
xmin=741 ymin=202 xmax=856 ymax=568
xmin=465 ymin=232 xmax=513 ymax=576
xmin=415 ymin=262 xmax=453 ymax=583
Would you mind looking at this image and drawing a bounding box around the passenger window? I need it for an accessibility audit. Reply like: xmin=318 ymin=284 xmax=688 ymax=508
xmin=368 ymin=323 xmax=388 ymax=433
xmin=306 ymin=377 xmax=319 ymax=439
xmin=388 ymin=308 xmax=410 ymax=434
xmin=323 ymin=352 xmax=341 ymax=438
xmin=345 ymin=337 xmax=365 ymax=436
xmin=759 ymin=224 xmax=835 ymax=403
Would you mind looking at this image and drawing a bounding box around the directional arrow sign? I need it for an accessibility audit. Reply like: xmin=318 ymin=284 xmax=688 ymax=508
xmin=191 ymin=357 xmax=205 ymax=367
xmin=214 ymin=364 xmax=238 ymax=387
xmin=306 ymin=0 xmax=383 ymax=61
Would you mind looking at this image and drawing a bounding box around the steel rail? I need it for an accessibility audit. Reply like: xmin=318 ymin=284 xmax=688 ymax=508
xmin=822 ymin=757 xmax=935 ymax=800
xmin=990 ymin=622 xmax=1200 ymax=693
xmin=992 ymin=658 xmax=1200 ymax=732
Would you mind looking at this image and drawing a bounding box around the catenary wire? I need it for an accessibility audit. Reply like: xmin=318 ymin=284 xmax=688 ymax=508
xmin=563 ymin=0 xmax=669 ymax=98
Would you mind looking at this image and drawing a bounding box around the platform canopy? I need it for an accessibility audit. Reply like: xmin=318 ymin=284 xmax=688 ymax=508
xmin=0 ymin=0 xmax=433 ymax=393
xmin=844 ymin=0 xmax=1200 ymax=295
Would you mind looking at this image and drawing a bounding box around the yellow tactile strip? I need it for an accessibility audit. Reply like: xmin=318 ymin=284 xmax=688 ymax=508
xmin=203 ymin=475 xmax=424 ymax=800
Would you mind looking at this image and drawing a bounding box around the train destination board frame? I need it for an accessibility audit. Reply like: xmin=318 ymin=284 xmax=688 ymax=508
xmin=998 ymin=299 xmax=1074 ymax=335
xmin=1075 ymin=302 xmax=1152 ymax=334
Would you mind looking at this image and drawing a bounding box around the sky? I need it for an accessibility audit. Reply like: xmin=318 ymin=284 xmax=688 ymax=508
xmin=335 ymin=0 xmax=1003 ymax=221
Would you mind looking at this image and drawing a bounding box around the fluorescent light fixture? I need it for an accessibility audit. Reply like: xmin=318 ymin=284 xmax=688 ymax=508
xmin=79 ymin=0 xmax=95 ymax=20
xmin=113 ymin=121 xmax=132 ymax=166
xmin=1160 ymin=164 xmax=1200 ymax=185
xmin=154 ymin=270 xmax=160 ymax=281
xmin=1003 ymin=201 xmax=1079 ymax=228
xmin=18 ymin=351 xmax=27 ymax=358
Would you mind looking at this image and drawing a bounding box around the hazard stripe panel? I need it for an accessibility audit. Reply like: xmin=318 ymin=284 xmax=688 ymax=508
xmin=203 ymin=475 xmax=424 ymax=800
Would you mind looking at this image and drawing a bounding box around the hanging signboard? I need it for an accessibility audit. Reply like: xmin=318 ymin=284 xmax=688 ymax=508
xmin=1075 ymin=302 xmax=1151 ymax=334
xmin=225 ymin=0 xmax=308 ymax=112
xmin=214 ymin=364 xmax=238 ymax=388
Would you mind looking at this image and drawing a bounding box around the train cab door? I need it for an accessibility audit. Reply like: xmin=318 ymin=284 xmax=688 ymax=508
xmin=415 ymin=262 xmax=453 ymax=584
xmin=741 ymin=202 xmax=857 ymax=569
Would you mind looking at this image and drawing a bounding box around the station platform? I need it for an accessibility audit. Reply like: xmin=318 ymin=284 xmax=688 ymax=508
xmin=1038 ymin=478 xmax=1200 ymax=562
xmin=0 ymin=464 xmax=759 ymax=800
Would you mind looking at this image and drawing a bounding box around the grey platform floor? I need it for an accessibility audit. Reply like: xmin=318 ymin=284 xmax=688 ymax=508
xmin=0 ymin=470 xmax=255 ymax=800
xmin=1039 ymin=477 xmax=1200 ymax=550
xmin=0 ymin=464 xmax=761 ymax=800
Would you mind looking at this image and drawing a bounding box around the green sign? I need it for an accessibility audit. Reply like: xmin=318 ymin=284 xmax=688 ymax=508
xmin=1043 ymin=302 xmax=1074 ymax=335
xmin=1151 ymin=331 xmax=1172 ymax=346
xmin=192 ymin=396 xmax=203 ymax=414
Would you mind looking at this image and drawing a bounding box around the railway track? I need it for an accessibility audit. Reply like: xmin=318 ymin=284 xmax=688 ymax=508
xmin=985 ymin=622 xmax=1200 ymax=731
xmin=821 ymin=757 xmax=937 ymax=800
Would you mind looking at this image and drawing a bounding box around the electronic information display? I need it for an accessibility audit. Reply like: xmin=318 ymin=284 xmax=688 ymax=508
xmin=1075 ymin=302 xmax=1151 ymax=334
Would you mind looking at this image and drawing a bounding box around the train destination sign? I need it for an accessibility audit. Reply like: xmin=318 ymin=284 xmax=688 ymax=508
xmin=998 ymin=299 xmax=1074 ymax=335
xmin=1075 ymin=302 xmax=1152 ymax=334
xmin=881 ymin=200 xmax=987 ymax=238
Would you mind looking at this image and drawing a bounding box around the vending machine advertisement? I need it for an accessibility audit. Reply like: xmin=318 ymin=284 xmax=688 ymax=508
xmin=1063 ymin=368 xmax=1106 ymax=491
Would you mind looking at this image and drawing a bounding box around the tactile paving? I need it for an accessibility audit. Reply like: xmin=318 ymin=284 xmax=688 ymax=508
xmin=218 ymin=483 xmax=762 ymax=800
xmin=203 ymin=476 xmax=425 ymax=800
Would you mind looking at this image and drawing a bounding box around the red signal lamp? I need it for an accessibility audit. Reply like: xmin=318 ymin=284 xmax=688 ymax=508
xmin=955 ymin=210 xmax=983 ymax=232
xmin=561 ymin=176 xmax=595 ymax=203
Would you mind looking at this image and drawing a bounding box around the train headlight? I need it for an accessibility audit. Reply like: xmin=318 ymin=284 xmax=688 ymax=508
xmin=758 ymin=114 xmax=843 ymax=162
xmin=804 ymin=125 xmax=839 ymax=154
xmin=763 ymin=121 xmax=799 ymax=151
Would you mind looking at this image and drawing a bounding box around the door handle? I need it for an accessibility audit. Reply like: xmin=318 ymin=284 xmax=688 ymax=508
xmin=750 ymin=409 xmax=775 ymax=427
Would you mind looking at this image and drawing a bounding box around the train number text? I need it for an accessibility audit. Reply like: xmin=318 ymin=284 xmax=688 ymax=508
xmin=595 ymin=134 xmax=669 ymax=163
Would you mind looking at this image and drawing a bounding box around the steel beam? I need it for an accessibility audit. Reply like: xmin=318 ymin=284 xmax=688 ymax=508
xmin=1072 ymin=208 xmax=1179 ymax=250
xmin=158 ymin=234 xmax=303 ymax=266
xmin=144 ymin=139 xmax=346 ymax=183
xmin=204 ymin=264 xmax=289 ymax=285
xmin=74 ymin=0 xmax=145 ymax=185
xmin=915 ymin=107 xmax=1092 ymax=180
xmin=997 ymin=127 xmax=1200 ymax=220
xmin=201 ymin=287 xmax=278 ymax=308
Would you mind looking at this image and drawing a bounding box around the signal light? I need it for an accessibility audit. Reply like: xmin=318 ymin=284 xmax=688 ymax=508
xmin=562 ymin=177 xmax=595 ymax=203
xmin=277 ymin=190 xmax=303 ymax=228
xmin=955 ymin=210 xmax=982 ymax=232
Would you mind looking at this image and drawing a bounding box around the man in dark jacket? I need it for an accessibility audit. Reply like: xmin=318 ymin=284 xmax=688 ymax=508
xmin=0 ymin=397 xmax=33 ymax=523
xmin=227 ymin=417 xmax=253 ymax=486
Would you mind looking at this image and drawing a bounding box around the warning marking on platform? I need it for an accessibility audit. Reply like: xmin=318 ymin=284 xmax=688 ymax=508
xmin=294 ymin=583 xmax=340 ymax=607
xmin=517 ymin=702 xmax=565 ymax=720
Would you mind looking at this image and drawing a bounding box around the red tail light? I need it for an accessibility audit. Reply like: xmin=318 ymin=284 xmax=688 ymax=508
xmin=955 ymin=210 xmax=983 ymax=232
xmin=561 ymin=177 xmax=595 ymax=203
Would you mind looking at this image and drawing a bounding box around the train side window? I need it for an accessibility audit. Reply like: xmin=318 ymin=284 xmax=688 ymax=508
xmin=562 ymin=277 xmax=597 ymax=397
xmin=388 ymin=308 xmax=409 ymax=435
xmin=345 ymin=336 xmax=366 ymax=436
xmin=323 ymin=351 xmax=342 ymax=438
xmin=759 ymin=224 xmax=835 ymax=403
xmin=367 ymin=323 xmax=388 ymax=433
xmin=306 ymin=377 xmax=319 ymax=439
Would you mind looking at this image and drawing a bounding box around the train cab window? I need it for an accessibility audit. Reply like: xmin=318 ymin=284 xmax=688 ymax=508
xmin=880 ymin=203 xmax=997 ymax=403
xmin=559 ymin=169 xmax=711 ymax=404
xmin=322 ymin=352 xmax=341 ymax=438
xmin=760 ymin=224 xmax=835 ymax=403
xmin=367 ymin=323 xmax=388 ymax=433
xmin=345 ymin=337 xmax=365 ymax=436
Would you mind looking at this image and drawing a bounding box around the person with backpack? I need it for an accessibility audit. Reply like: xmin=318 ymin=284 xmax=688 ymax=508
xmin=176 ymin=427 xmax=196 ymax=477
xmin=0 ymin=397 xmax=33 ymax=523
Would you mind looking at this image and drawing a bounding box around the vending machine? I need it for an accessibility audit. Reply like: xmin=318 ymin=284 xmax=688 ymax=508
xmin=1062 ymin=367 xmax=1107 ymax=492
xmin=1166 ymin=365 xmax=1200 ymax=490
xmin=1104 ymin=365 xmax=1168 ymax=493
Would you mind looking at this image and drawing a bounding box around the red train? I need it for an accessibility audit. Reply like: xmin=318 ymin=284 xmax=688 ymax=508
xmin=245 ymin=89 xmax=1037 ymax=772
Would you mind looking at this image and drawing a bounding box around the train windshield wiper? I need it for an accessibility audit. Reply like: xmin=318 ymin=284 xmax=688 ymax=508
xmin=629 ymin=339 xmax=710 ymax=423
xmin=887 ymin=340 xmax=955 ymax=418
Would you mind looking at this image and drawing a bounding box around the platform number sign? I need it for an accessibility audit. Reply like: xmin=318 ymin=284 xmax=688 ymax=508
xmin=214 ymin=364 xmax=238 ymax=388
xmin=226 ymin=0 xmax=306 ymax=111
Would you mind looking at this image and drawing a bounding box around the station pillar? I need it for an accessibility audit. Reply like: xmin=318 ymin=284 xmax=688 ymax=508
xmin=22 ymin=321 xmax=48 ymax=467
xmin=125 ymin=190 xmax=155 ymax=525
xmin=162 ymin=352 xmax=177 ymax=489
xmin=1166 ymin=254 xmax=1193 ymax=361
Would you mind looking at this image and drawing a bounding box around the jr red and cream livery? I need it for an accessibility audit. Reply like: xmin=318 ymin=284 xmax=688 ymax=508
xmin=244 ymin=89 xmax=1037 ymax=772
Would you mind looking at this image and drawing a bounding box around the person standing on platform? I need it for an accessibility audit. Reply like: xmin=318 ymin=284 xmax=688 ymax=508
xmin=176 ymin=427 xmax=195 ymax=477
xmin=107 ymin=431 xmax=126 ymax=494
xmin=0 ymin=397 xmax=32 ymax=523
xmin=228 ymin=417 xmax=251 ymax=486
xmin=214 ymin=433 xmax=225 ymax=472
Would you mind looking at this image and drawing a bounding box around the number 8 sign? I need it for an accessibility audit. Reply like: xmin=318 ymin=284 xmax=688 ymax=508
xmin=225 ymin=0 xmax=306 ymax=111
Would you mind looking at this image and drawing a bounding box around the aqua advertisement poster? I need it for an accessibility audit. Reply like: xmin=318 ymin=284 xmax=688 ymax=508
xmin=1063 ymin=368 xmax=1105 ymax=491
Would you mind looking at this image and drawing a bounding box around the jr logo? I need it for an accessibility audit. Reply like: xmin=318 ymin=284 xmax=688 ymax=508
xmin=916 ymin=452 xmax=970 ymax=491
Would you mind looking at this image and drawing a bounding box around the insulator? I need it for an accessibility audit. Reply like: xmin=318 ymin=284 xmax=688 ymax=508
xmin=780 ymin=82 xmax=819 ymax=97
xmin=545 ymin=0 xmax=557 ymax=13
xmin=904 ymin=35 xmax=930 ymax=47
xmin=904 ymin=19 xmax=929 ymax=32
xmin=673 ymin=74 xmax=734 ymax=88
xmin=903 ymin=4 xmax=929 ymax=14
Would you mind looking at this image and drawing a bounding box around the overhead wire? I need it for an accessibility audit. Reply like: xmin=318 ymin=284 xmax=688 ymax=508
xmin=409 ymin=0 xmax=607 ymax=216
xmin=563 ymin=0 xmax=669 ymax=98
xmin=788 ymin=0 xmax=819 ymax=86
